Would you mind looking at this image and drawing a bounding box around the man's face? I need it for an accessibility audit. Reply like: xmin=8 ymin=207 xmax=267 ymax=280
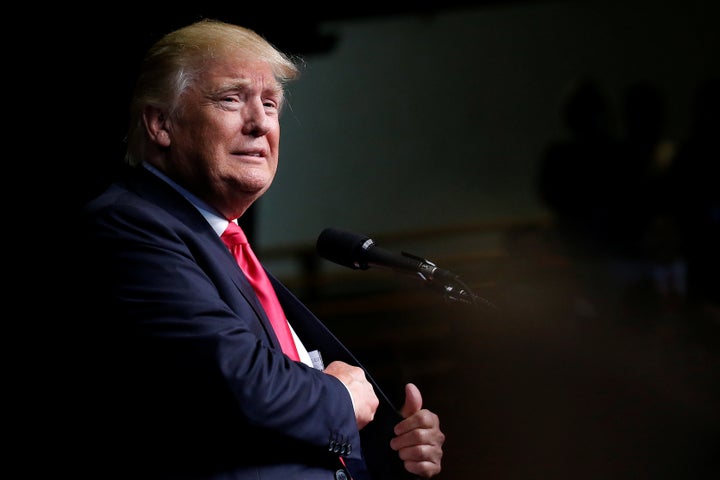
xmin=165 ymin=56 xmax=283 ymax=218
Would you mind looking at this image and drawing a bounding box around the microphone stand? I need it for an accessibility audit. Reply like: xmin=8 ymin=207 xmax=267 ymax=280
xmin=406 ymin=254 xmax=500 ymax=311
xmin=434 ymin=275 xmax=499 ymax=311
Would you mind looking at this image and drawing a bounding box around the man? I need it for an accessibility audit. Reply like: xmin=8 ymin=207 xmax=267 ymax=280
xmin=77 ymin=18 xmax=444 ymax=479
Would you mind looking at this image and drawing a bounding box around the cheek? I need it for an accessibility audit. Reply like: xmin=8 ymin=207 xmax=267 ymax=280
xmin=268 ymin=127 xmax=281 ymax=154
xmin=171 ymin=115 xmax=220 ymax=150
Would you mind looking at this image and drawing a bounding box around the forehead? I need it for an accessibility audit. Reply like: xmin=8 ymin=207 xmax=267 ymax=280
xmin=202 ymin=55 xmax=279 ymax=91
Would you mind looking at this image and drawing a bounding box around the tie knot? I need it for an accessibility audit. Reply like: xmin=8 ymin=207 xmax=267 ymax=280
xmin=221 ymin=221 xmax=248 ymax=247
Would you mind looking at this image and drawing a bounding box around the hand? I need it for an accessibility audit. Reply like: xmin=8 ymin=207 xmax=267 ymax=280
xmin=324 ymin=360 xmax=379 ymax=429
xmin=390 ymin=383 xmax=445 ymax=478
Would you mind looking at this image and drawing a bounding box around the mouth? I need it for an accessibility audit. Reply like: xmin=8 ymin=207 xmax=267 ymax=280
xmin=232 ymin=149 xmax=267 ymax=162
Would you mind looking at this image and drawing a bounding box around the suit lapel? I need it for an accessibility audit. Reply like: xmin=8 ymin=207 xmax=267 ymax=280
xmin=125 ymin=166 xmax=284 ymax=352
xmin=223 ymin=254 xmax=282 ymax=350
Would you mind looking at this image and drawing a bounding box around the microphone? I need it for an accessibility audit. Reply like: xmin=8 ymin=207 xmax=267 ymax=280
xmin=316 ymin=227 xmax=458 ymax=282
xmin=316 ymin=227 xmax=499 ymax=310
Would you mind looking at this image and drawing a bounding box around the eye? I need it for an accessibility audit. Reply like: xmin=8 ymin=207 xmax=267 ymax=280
xmin=220 ymin=94 xmax=241 ymax=104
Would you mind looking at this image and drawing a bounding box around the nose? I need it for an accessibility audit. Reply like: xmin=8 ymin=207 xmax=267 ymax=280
xmin=242 ymin=99 xmax=272 ymax=136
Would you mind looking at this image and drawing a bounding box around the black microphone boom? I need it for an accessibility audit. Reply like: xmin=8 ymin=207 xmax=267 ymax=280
xmin=316 ymin=227 xmax=458 ymax=282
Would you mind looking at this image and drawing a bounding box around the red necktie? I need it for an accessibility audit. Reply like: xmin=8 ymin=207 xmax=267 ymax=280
xmin=221 ymin=221 xmax=300 ymax=361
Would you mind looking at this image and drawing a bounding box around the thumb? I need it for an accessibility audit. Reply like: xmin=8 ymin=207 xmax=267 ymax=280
xmin=399 ymin=382 xmax=423 ymax=418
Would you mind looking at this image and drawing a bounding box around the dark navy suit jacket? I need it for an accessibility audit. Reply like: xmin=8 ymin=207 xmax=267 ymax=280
xmin=75 ymin=165 xmax=416 ymax=480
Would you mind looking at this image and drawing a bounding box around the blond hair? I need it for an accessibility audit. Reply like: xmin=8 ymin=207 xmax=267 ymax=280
xmin=124 ymin=19 xmax=301 ymax=166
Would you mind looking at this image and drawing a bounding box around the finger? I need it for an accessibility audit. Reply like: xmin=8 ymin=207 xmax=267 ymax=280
xmin=399 ymin=382 xmax=422 ymax=419
xmin=403 ymin=459 xmax=442 ymax=478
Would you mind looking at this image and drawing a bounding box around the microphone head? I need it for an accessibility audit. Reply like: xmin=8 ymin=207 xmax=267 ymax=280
xmin=316 ymin=227 xmax=375 ymax=270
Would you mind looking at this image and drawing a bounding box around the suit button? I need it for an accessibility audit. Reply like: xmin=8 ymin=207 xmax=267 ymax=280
xmin=335 ymin=469 xmax=349 ymax=480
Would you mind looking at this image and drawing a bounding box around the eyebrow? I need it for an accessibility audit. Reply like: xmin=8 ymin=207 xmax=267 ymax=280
xmin=213 ymin=78 xmax=252 ymax=93
xmin=212 ymin=78 xmax=283 ymax=98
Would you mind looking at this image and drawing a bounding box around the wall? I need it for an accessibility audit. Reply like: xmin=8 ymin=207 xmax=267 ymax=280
xmin=256 ymin=0 xmax=718 ymax=250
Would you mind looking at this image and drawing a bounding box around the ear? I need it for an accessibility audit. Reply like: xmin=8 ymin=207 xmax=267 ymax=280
xmin=142 ymin=105 xmax=171 ymax=148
